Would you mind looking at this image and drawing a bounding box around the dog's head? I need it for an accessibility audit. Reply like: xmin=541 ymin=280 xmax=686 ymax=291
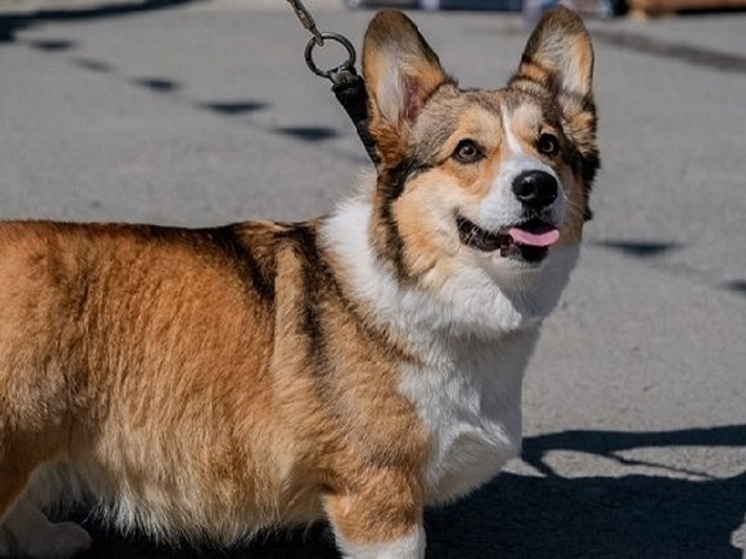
xmin=362 ymin=8 xmax=598 ymax=287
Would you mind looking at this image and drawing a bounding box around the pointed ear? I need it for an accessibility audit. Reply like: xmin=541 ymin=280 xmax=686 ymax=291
xmin=512 ymin=7 xmax=594 ymax=118
xmin=363 ymin=10 xmax=451 ymax=165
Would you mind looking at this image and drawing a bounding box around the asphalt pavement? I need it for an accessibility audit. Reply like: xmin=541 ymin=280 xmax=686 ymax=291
xmin=1 ymin=1 xmax=745 ymax=557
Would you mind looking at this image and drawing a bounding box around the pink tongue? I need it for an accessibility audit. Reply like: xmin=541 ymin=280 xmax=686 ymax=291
xmin=508 ymin=226 xmax=560 ymax=247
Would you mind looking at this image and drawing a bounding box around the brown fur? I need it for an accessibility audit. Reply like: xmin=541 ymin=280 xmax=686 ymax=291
xmin=0 ymin=221 xmax=428 ymax=545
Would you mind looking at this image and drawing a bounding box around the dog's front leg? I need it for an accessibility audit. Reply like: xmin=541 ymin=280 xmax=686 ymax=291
xmin=333 ymin=524 xmax=425 ymax=559
xmin=324 ymin=473 xmax=425 ymax=559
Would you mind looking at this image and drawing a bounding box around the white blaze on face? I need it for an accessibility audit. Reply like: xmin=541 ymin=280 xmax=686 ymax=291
xmin=501 ymin=105 xmax=527 ymax=156
xmin=476 ymin=107 xmax=564 ymax=232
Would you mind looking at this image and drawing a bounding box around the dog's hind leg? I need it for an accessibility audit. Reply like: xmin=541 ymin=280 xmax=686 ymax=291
xmin=0 ymin=445 xmax=92 ymax=559
xmin=0 ymin=233 xmax=93 ymax=557
xmin=0 ymin=400 xmax=91 ymax=558
xmin=0 ymin=498 xmax=92 ymax=559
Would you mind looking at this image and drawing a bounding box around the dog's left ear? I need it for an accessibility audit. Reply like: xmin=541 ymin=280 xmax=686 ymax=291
xmin=363 ymin=10 xmax=451 ymax=166
xmin=513 ymin=7 xmax=598 ymax=212
xmin=512 ymin=7 xmax=594 ymax=119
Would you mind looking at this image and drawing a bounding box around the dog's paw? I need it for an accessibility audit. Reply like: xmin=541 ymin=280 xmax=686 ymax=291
xmin=0 ymin=527 xmax=12 ymax=556
xmin=1 ymin=521 xmax=92 ymax=559
xmin=30 ymin=522 xmax=92 ymax=559
xmin=1 ymin=500 xmax=93 ymax=559
xmin=47 ymin=522 xmax=93 ymax=558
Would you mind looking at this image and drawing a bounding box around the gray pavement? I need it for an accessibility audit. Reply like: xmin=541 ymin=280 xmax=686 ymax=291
xmin=1 ymin=1 xmax=745 ymax=557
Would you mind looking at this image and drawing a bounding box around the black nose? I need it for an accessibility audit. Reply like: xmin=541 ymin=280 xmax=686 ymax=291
xmin=512 ymin=171 xmax=558 ymax=209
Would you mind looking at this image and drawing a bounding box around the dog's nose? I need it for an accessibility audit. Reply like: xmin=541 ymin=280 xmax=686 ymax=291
xmin=512 ymin=171 xmax=558 ymax=209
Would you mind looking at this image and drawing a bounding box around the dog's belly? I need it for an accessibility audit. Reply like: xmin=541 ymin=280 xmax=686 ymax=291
xmin=40 ymin=450 xmax=326 ymax=543
xmin=46 ymin=411 xmax=328 ymax=543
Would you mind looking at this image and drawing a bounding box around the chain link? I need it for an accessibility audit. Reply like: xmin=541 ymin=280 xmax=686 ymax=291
xmin=286 ymin=0 xmax=324 ymax=46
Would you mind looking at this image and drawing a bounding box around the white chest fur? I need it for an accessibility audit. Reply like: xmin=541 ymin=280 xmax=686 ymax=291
xmin=321 ymin=198 xmax=579 ymax=502
xmin=399 ymin=330 xmax=539 ymax=503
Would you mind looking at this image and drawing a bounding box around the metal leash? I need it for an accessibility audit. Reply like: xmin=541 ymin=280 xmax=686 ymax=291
xmin=286 ymin=0 xmax=324 ymax=46
xmin=286 ymin=0 xmax=356 ymax=84
xmin=285 ymin=0 xmax=378 ymax=164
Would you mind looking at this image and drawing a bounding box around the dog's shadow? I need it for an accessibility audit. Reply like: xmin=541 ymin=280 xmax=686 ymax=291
xmin=81 ymin=425 xmax=746 ymax=559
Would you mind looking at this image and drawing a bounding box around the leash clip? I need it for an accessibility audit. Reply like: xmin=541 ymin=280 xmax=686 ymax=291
xmin=304 ymin=32 xmax=357 ymax=85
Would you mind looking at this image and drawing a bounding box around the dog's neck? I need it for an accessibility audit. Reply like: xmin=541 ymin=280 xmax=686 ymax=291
xmin=320 ymin=194 xmax=579 ymax=351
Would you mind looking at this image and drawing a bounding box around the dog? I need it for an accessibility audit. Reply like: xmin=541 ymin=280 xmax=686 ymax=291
xmin=0 ymin=7 xmax=598 ymax=559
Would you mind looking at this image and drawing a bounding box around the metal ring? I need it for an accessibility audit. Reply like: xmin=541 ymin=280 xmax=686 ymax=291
xmin=305 ymin=32 xmax=356 ymax=80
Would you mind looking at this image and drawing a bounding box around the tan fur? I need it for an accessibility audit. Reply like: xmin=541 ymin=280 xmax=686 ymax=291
xmin=0 ymin=8 xmax=597 ymax=558
xmin=0 ymin=221 xmax=429 ymax=546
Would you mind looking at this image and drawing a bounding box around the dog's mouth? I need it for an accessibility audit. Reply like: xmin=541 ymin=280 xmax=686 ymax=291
xmin=456 ymin=216 xmax=560 ymax=263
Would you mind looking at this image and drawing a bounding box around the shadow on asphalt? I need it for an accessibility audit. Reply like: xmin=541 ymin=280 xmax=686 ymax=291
xmin=0 ymin=0 xmax=205 ymax=43
xmin=594 ymin=239 xmax=746 ymax=298
xmin=78 ymin=424 xmax=746 ymax=558
xmin=723 ymin=279 xmax=746 ymax=296
xmin=595 ymin=239 xmax=682 ymax=259
xmin=428 ymin=424 xmax=746 ymax=558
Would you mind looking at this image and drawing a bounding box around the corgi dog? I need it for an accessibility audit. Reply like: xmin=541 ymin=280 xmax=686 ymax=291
xmin=0 ymin=7 xmax=598 ymax=559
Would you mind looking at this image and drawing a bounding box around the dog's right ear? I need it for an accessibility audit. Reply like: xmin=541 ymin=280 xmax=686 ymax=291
xmin=363 ymin=11 xmax=451 ymax=167
xmin=513 ymin=7 xmax=594 ymax=122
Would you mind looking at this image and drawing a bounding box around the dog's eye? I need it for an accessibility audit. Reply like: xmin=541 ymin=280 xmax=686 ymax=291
xmin=453 ymin=140 xmax=484 ymax=164
xmin=538 ymin=133 xmax=560 ymax=156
